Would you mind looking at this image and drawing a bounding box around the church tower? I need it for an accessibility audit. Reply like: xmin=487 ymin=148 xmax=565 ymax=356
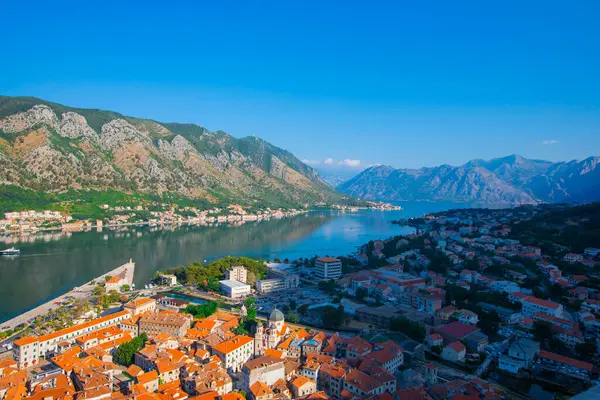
xmin=254 ymin=321 xmax=264 ymax=356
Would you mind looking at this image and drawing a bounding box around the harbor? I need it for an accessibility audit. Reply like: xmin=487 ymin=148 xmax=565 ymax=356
xmin=0 ymin=259 xmax=135 ymax=333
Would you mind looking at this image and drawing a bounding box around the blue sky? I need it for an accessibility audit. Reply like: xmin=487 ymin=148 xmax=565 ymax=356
xmin=1 ymin=1 xmax=599 ymax=170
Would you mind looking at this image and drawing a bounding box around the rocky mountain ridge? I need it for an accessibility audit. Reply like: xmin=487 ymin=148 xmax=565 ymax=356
xmin=0 ymin=96 xmax=340 ymax=207
xmin=338 ymin=154 xmax=600 ymax=204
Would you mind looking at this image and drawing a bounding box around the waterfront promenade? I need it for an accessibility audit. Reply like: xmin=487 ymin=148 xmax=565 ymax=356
xmin=1 ymin=259 xmax=135 ymax=332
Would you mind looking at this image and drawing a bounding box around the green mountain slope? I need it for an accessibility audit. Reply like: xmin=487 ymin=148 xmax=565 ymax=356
xmin=0 ymin=95 xmax=344 ymax=210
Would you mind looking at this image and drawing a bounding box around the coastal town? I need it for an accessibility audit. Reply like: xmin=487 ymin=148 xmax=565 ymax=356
xmin=0 ymin=203 xmax=599 ymax=400
xmin=0 ymin=201 xmax=400 ymax=234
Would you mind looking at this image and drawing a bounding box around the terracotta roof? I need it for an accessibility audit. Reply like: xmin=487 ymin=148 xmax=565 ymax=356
xmin=524 ymin=296 xmax=561 ymax=310
xmin=264 ymin=348 xmax=284 ymax=359
xmin=446 ymin=341 xmax=466 ymax=353
xmin=126 ymin=364 xmax=144 ymax=377
xmin=243 ymin=354 xmax=283 ymax=370
xmin=137 ymin=370 xmax=158 ymax=385
xmin=316 ymin=257 xmax=340 ymax=263
xmin=437 ymin=322 xmax=479 ymax=339
xmin=539 ymin=350 xmax=593 ymax=371
xmin=250 ymin=381 xmax=274 ymax=397
xmin=291 ymin=376 xmax=314 ymax=389
xmin=212 ymin=335 xmax=254 ymax=355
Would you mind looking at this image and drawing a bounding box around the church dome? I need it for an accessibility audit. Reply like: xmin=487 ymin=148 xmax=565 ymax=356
xmin=269 ymin=308 xmax=285 ymax=322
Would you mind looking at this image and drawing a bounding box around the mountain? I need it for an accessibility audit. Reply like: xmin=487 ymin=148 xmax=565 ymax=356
xmin=0 ymin=96 xmax=343 ymax=208
xmin=313 ymin=167 xmax=360 ymax=187
xmin=338 ymin=155 xmax=600 ymax=204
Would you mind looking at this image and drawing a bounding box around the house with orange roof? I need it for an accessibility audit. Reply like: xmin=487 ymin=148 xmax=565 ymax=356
xmin=442 ymin=342 xmax=466 ymax=363
xmin=318 ymin=362 xmax=348 ymax=398
xmin=124 ymin=298 xmax=157 ymax=316
xmin=291 ymin=376 xmax=317 ymax=398
xmin=345 ymin=336 xmax=372 ymax=359
xmin=180 ymin=359 xmax=232 ymax=396
xmin=211 ymin=335 xmax=254 ymax=372
xmin=249 ymin=381 xmax=273 ymax=400
xmin=24 ymin=386 xmax=75 ymax=400
xmin=360 ymin=341 xmax=404 ymax=373
xmin=136 ymin=370 xmax=159 ymax=393
xmin=241 ymin=355 xmax=284 ymax=392
xmin=76 ymin=326 xmax=125 ymax=351
xmin=0 ymin=370 xmax=28 ymax=400
xmin=0 ymin=359 xmax=17 ymax=378
xmin=105 ymin=275 xmax=128 ymax=292
xmin=343 ymin=368 xmax=391 ymax=398
xmin=13 ymin=310 xmax=131 ymax=369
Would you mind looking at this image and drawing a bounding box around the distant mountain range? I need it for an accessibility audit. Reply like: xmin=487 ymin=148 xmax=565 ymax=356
xmin=338 ymin=154 xmax=600 ymax=204
xmin=0 ymin=96 xmax=343 ymax=208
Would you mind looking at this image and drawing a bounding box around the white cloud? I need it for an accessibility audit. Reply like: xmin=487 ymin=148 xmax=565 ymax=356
xmin=542 ymin=139 xmax=559 ymax=145
xmin=302 ymin=159 xmax=321 ymax=165
xmin=324 ymin=157 xmax=334 ymax=165
xmin=339 ymin=159 xmax=361 ymax=167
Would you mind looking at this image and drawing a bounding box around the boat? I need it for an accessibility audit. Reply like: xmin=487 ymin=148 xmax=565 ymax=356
xmin=0 ymin=247 xmax=20 ymax=256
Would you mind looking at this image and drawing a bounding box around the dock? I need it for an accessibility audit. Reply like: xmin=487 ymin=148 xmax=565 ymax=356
xmin=1 ymin=259 xmax=136 ymax=332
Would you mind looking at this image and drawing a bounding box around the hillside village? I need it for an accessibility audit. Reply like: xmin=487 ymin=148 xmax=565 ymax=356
xmin=1 ymin=203 xmax=600 ymax=399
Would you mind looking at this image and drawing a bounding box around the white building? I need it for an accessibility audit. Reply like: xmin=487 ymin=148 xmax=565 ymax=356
xmin=226 ymin=266 xmax=248 ymax=283
xmin=219 ymin=279 xmax=251 ymax=299
xmin=256 ymin=275 xmax=299 ymax=294
xmin=315 ymin=257 xmax=342 ymax=280
xmin=212 ymin=335 xmax=255 ymax=372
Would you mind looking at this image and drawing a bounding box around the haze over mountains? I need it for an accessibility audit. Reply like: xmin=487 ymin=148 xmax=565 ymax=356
xmin=338 ymin=154 xmax=600 ymax=205
xmin=0 ymin=96 xmax=342 ymax=208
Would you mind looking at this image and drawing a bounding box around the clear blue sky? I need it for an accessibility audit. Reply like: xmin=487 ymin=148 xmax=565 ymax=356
xmin=2 ymin=0 xmax=599 ymax=170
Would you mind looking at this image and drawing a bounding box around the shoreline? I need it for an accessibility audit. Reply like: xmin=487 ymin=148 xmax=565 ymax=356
xmin=0 ymin=261 xmax=135 ymax=333
xmin=0 ymin=205 xmax=402 ymax=236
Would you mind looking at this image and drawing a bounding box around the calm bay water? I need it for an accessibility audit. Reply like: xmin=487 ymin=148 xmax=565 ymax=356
xmin=0 ymin=201 xmax=478 ymax=322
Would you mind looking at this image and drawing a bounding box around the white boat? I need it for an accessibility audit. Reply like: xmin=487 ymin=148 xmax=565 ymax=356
xmin=0 ymin=247 xmax=20 ymax=256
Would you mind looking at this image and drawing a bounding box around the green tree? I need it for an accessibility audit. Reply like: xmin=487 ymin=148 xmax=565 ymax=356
xmin=322 ymin=305 xmax=344 ymax=329
xmin=298 ymin=304 xmax=309 ymax=316
xmin=287 ymin=313 xmax=300 ymax=323
xmin=244 ymin=297 xmax=255 ymax=307
xmin=184 ymin=301 xmax=218 ymax=318
xmin=389 ymin=316 xmax=425 ymax=342
xmin=121 ymin=284 xmax=130 ymax=292
xmin=356 ymin=286 xmax=368 ymax=300
xmin=575 ymin=341 xmax=597 ymax=362
xmin=114 ymin=333 xmax=148 ymax=366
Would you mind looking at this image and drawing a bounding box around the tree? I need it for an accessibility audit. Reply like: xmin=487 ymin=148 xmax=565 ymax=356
xmin=244 ymin=297 xmax=255 ymax=307
xmin=298 ymin=304 xmax=309 ymax=316
xmin=289 ymin=299 xmax=297 ymax=310
xmin=389 ymin=316 xmax=425 ymax=342
xmin=356 ymin=286 xmax=368 ymax=301
xmin=121 ymin=284 xmax=130 ymax=292
xmin=533 ymin=321 xmax=553 ymax=343
xmin=575 ymin=341 xmax=597 ymax=362
xmin=114 ymin=333 xmax=148 ymax=366
xmin=92 ymin=285 xmax=104 ymax=297
xmin=184 ymin=301 xmax=218 ymax=318
xmin=322 ymin=305 xmax=344 ymax=329
xmin=287 ymin=313 xmax=300 ymax=323
xmin=104 ymin=275 xmax=113 ymax=282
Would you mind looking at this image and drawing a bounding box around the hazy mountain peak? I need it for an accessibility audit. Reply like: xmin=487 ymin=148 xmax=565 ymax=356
xmin=339 ymin=154 xmax=600 ymax=204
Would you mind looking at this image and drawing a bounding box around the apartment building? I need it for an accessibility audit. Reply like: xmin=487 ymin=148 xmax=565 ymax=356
xmin=256 ymin=275 xmax=299 ymax=294
xmin=212 ymin=335 xmax=255 ymax=372
xmin=138 ymin=312 xmax=191 ymax=337
xmin=241 ymin=354 xmax=284 ymax=392
xmin=315 ymin=257 xmax=342 ymax=281
xmin=124 ymin=298 xmax=157 ymax=316
xmin=13 ymin=310 xmax=131 ymax=369
xmin=226 ymin=266 xmax=248 ymax=283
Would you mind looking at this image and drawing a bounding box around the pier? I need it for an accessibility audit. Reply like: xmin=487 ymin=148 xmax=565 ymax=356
xmin=1 ymin=259 xmax=135 ymax=332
